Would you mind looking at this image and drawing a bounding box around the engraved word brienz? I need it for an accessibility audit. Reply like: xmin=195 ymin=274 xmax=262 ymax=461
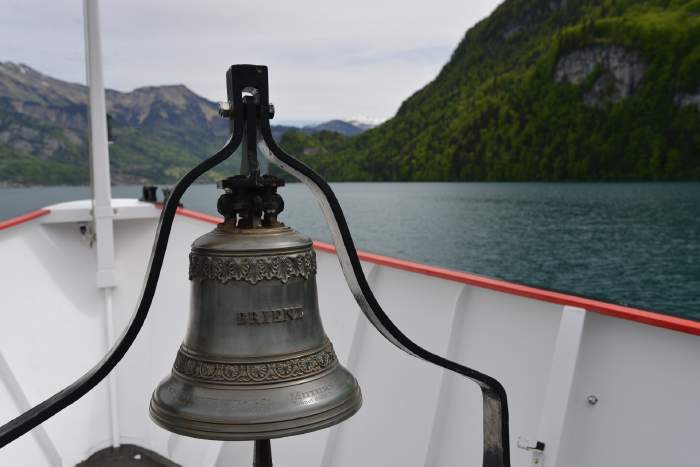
xmin=173 ymin=340 xmax=337 ymax=385
xmin=237 ymin=306 xmax=304 ymax=325
xmin=189 ymin=250 xmax=316 ymax=285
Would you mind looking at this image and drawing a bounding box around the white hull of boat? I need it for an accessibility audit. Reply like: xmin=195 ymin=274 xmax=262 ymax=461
xmin=1 ymin=199 xmax=699 ymax=467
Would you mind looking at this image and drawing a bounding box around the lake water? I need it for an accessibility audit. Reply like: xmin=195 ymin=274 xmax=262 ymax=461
xmin=2 ymin=182 xmax=699 ymax=320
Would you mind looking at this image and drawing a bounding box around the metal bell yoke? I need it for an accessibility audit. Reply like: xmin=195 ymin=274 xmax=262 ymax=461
xmin=0 ymin=65 xmax=510 ymax=467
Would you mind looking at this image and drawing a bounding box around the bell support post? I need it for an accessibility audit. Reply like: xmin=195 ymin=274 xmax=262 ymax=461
xmin=254 ymin=439 xmax=273 ymax=467
xmin=0 ymin=64 xmax=510 ymax=467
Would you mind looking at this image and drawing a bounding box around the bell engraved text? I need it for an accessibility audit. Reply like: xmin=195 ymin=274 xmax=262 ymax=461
xmin=237 ymin=306 xmax=304 ymax=325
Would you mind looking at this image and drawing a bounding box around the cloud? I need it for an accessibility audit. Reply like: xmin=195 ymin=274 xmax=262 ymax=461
xmin=0 ymin=0 xmax=500 ymax=121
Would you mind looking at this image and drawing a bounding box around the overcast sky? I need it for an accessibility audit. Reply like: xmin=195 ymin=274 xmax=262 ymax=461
xmin=1 ymin=0 xmax=500 ymax=124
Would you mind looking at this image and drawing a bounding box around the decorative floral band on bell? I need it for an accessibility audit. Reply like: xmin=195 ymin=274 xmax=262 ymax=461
xmin=173 ymin=339 xmax=337 ymax=385
xmin=188 ymin=250 xmax=317 ymax=284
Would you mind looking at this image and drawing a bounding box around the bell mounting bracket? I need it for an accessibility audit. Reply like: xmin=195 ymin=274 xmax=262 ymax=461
xmin=0 ymin=64 xmax=511 ymax=467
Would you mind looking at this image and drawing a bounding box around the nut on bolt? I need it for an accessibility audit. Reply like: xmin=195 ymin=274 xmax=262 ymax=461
xmin=218 ymin=101 xmax=233 ymax=118
xmin=218 ymin=101 xmax=275 ymax=119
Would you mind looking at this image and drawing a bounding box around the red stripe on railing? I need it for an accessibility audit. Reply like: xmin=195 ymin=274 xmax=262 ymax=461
xmin=0 ymin=209 xmax=51 ymax=230
xmin=313 ymin=241 xmax=700 ymax=337
xmin=161 ymin=205 xmax=224 ymax=224
xmin=171 ymin=207 xmax=700 ymax=337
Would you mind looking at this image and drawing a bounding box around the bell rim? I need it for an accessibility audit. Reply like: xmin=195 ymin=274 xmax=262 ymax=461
xmin=150 ymin=370 xmax=360 ymax=424
xmin=149 ymin=385 xmax=362 ymax=441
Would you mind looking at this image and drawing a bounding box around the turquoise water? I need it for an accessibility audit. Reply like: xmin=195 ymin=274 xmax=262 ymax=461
xmin=2 ymin=182 xmax=699 ymax=320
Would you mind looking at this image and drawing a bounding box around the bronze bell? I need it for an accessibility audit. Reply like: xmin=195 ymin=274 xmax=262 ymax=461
xmin=149 ymin=175 xmax=362 ymax=440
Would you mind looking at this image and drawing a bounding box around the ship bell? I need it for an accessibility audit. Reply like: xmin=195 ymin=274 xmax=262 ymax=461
xmin=149 ymin=174 xmax=362 ymax=440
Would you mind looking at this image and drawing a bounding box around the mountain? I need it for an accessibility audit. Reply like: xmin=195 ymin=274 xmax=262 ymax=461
xmin=3 ymin=0 xmax=700 ymax=185
xmin=303 ymin=120 xmax=368 ymax=136
xmin=0 ymin=63 xmax=367 ymax=185
xmin=0 ymin=62 xmax=238 ymax=185
xmin=280 ymin=0 xmax=700 ymax=181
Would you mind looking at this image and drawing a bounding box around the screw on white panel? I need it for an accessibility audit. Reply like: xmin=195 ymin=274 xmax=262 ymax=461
xmin=587 ymin=395 xmax=598 ymax=405
xmin=78 ymin=222 xmax=96 ymax=248
xmin=531 ymin=449 xmax=545 ymax=465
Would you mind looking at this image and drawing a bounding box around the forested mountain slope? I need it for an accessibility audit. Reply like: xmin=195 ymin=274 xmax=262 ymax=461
xmin=282 ymin=0 xmax=700 ymax=181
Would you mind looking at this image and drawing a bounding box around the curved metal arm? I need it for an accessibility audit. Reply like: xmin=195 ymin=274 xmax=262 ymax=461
xmin=257 ymin=126 xmax=511 ymax=467
xmin=0 ymin=111 xmax=245 ymax=451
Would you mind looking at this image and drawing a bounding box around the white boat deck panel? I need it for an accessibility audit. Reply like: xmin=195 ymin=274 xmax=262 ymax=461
xmin=1 ymin=199 xmax=699 ymax=467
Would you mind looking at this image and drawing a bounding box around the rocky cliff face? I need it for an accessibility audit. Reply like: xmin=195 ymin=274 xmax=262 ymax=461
xmin=555 ymin=45 xmax=646 ymax=107
xmin=674 ymin=89 xmax=700 ymax=110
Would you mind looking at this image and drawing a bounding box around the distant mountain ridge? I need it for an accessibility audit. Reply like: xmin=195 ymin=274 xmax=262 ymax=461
xmin=0 ymin=62 xmax=373 ymax=185
xmin=304 ymin=120 xmax=367 ymax=136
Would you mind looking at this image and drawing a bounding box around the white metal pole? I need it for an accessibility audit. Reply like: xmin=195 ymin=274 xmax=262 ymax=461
xmin=83 ymin=0 xmax=120 ymax=448
xmin=103 ymin=287 xmax=121 ymax=448
xmin=83 ymin=0 xmax=115 ymax=289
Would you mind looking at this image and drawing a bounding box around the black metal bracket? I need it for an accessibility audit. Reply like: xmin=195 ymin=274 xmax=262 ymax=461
xmin=217 ymin=174 xmax=285 ymax=228
xmin=224 ymin=65 xmax=271 ymax=176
